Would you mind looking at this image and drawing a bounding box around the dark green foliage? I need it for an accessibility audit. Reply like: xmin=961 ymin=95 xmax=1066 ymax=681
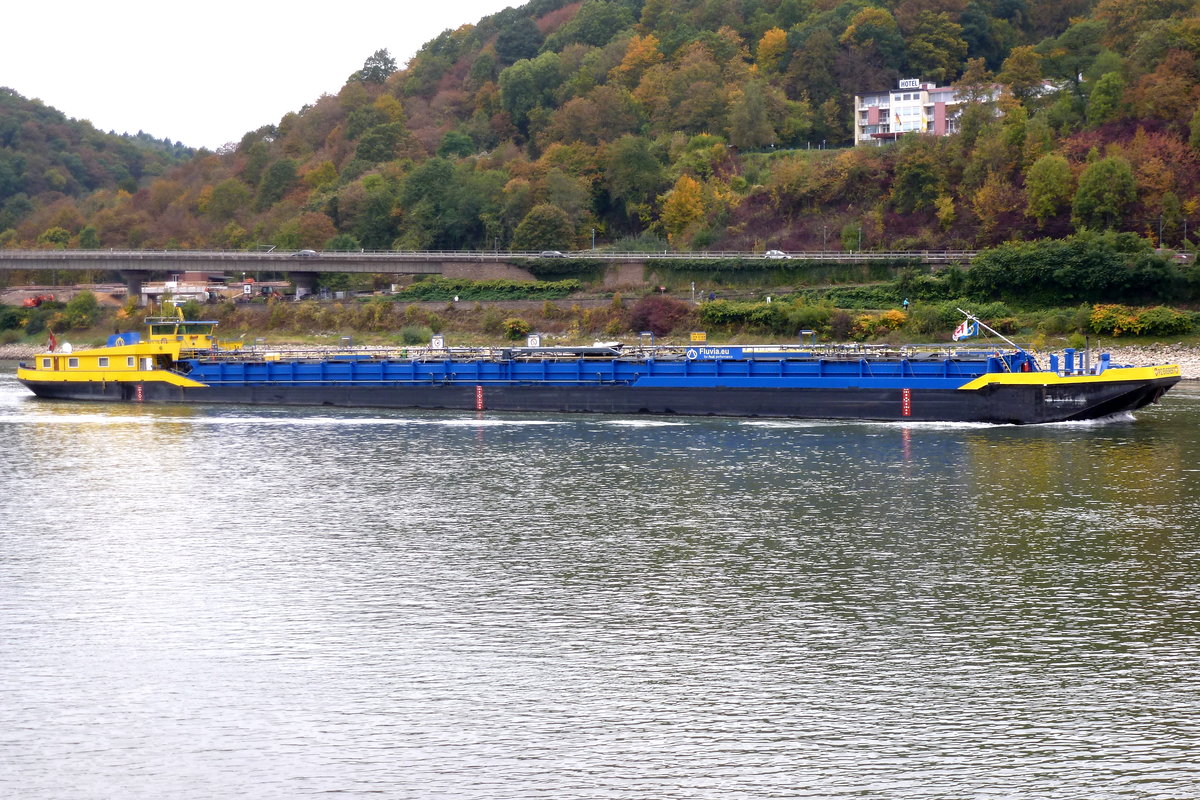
xmin=0 ymin=305 xmax=23 ymax=330
xmin=324 ymin=234 xmax=361 ymax=251
xmin=349 ymin=49 xmax=397 ymax=84
xmin=495 ymin=17 xmax=544 ymax=65
xmin=966 ymin=233 xmax=1178 ymax=306
xmin=355 ymin=123 xmax=407 ymax=164
xmin=399 ymin=324 xmax=435 ymax=344
xmin=438 ymin=130 xmax=476 ymax=158
xmin=891 ymin=140 xmax=945 ymax=214
xmin=256 ymin=159 xmax=298 ymax=211
xmin=393 ymin=277 xmax=582 ymax=301
xmin=698 ymin=298 xmax=833 ymax=335
xmin=543 ymin=1 xmax=635 ymax=50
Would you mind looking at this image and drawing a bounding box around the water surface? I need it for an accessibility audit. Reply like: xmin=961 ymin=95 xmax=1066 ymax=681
xmin=2 ymin=364 xmax=1198 ymax=798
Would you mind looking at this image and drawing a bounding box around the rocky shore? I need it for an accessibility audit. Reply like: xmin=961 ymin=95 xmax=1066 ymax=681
xmin=4 ymin=342 xmax=1198 ymax=377
xmin=0 ymin=344 xmax=41 ymax=360
xmin=1103 ymin=344 xmax=1200 ymax=379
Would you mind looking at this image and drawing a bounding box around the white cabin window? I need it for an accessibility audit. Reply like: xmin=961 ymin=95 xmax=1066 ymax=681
xmin=68 ymin=357 xmax=79 ymax=368
xmin=127 ymin=356 xmax=135 ymax=367
xmin=41 ymin=358 xmax=51 ymax=369
xmin=141 ymin=357 xmax=154 ymax=370
xmin=98 ymin=357 xmax=109 ymax=367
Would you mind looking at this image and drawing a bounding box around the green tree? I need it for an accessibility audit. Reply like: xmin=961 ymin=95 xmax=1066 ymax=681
xmin=350 ymin=49 xmax=397 ymax=84
xmin=78 ymin=225 xmax=100 ymax=249
xmin=1038 ymin=20 xmax=1104 ymax=103
xmin=1086 ymin=72 xmax=1125 ymax=126
xmin=840 ymin=7 xmax=905 ymax=70
xmin=256 ymin=159 xmax=298 ymax=211
xmin=604 ymin=135 xmax=667 ymax=225
xmin=727 ymin=81 xmax=775 ymax=149
xmin=905 ymin=11 xmax=968 ymax=85
xmin=438 ymin=130 xmax=476 ymax=158
xmin=64 ymin=290 xmax=99 ymax=329
xmin=512 ymin=203 xmax=575 ymax=250
xmin=1073 ymin=156 xmax=1137 ymax=230
xmin=325 ymin=233 xmax=361 ymax=251
xmin=495 ymin=17 xmax=543 ymax=65
xmin=37 ymin=226 xmax=71 ymax=248
xmin=1024 ymin=154 xmax=1074 ymax=227
xmin=208 ymin=178 xmax=252 ymax=221
xmin=543 ymin=0 xmax=634 ymax=50
xmin=355 ymin=122 xmax=409 ymax=164
xmin=891 ymin=144 xmax=944 ymax=214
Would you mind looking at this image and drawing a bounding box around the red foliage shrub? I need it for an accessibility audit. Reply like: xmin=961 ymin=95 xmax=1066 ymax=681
xmin=629 ymin=295 xmax=694 ymax=336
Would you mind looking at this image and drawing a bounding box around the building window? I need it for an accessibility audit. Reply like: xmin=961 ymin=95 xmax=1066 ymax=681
xmin=98 ymin=357 xmax=109 ymax=368
xmin=68 ymin=357 xmax=79 ymax=368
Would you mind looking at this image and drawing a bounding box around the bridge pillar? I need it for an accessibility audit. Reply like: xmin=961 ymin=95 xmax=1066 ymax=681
xmin=120 ymin=270 xmax=150 ymax=305
xmin=289 ymin=271 xmax=318 ymax=299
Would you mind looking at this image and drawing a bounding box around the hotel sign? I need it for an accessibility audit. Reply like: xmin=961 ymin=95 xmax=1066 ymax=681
xmin=898 ymin=78 xmax=920 ymax=89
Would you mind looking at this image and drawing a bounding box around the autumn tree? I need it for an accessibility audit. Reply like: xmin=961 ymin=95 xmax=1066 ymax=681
xmin=998 ymin=46 xmax=1044 ymax=106
xmin=610 ymin=34 xmax=665 ymax=87
xmin=756 ymin=28 xmax=788 ymax=74
xmin=659 ymin=174 xmax=705 ymax=243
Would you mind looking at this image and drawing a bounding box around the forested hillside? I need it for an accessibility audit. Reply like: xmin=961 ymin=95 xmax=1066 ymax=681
xmin=2 ymin=0 xmax=1199 ymax=255
xmin=0 ymin=88 xmax=194 ymax=246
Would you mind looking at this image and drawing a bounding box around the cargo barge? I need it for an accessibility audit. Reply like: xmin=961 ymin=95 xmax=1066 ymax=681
xmin=15 ymin=314 xmax=1181 ymax=424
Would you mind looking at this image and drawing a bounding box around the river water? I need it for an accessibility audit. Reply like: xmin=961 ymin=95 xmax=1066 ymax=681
xmin=1 ymin=362 xmax=1198 ymax=799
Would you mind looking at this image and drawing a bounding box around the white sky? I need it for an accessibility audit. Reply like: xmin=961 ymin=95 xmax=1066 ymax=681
xmin=2 ymin=1 xmax=520 ymax=150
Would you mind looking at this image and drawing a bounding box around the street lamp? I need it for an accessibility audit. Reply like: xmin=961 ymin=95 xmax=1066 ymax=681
xmin=591 ymin=228 xmax=596 ymax=250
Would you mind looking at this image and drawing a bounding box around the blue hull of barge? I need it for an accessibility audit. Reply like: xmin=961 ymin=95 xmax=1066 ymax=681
xmin=19 ymin=353 xmax=1179 ymax=424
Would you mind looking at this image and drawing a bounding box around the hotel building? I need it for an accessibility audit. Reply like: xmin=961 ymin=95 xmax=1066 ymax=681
xmin=853 ymin=78 xmax=992 ymax=145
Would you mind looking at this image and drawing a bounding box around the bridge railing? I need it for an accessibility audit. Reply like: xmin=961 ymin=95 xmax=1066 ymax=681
xmin=0 ymin=248 xmax=979 ymax=263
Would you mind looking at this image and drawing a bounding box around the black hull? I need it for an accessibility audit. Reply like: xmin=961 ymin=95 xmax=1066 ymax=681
xmin=18 ymin=376 xmax=1180 ymax=425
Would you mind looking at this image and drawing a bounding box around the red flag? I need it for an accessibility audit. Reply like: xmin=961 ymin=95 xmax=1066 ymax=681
xmin=48 ymin=330 xmax=57 ymax=352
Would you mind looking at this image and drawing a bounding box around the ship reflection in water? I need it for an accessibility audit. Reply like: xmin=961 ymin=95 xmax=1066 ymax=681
xmin=2 ymin=367 xmax=1198 ymax=799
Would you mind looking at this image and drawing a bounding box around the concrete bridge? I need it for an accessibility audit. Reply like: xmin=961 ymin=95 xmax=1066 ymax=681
xmin=0 ymin=248 xmax=977 ymax=302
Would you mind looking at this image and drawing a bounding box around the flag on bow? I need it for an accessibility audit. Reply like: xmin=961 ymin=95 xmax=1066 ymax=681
xmin=952 ymin=320 xmax=978 ymax=341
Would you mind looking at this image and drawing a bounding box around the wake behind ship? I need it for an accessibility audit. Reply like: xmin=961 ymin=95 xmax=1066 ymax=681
xmin=15 ymin=314 xmax=1181 ymax=425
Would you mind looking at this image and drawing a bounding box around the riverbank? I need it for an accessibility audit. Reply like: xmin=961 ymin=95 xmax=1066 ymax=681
xmin=1104 ymin=344 xmax=1200 ymax=378
xmin=5 ymin=341 xmax=1200 ymax=378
